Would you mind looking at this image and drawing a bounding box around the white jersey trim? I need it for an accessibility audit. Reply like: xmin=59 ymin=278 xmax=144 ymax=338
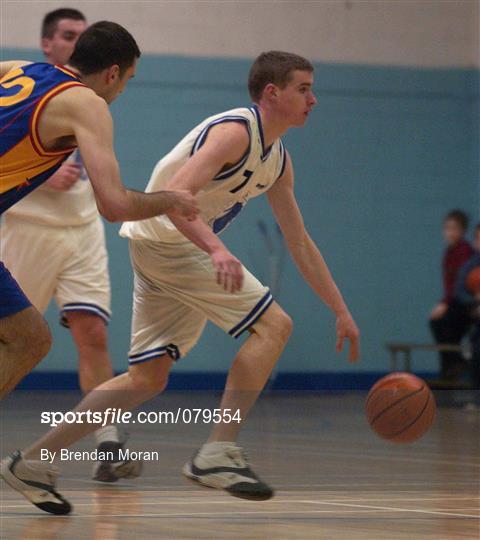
xmin=250 ymin=105 xmax=273 ymax=162
xmin=277 ymin=140 xmax=287 ymax=179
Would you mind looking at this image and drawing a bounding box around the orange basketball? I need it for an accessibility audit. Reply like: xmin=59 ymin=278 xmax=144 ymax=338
xmin=466 ymin=267 xmax=480 ymax=294
xmin=365 ymin=372 xmax=436 ymax=443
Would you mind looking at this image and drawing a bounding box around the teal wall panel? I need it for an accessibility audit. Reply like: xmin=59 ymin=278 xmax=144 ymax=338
xmin=2 ymin=50 xmax=478 ymax=378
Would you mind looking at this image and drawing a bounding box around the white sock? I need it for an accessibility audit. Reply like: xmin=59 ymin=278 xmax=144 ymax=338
xmin=95 ymin=425 xmax=120 ymax=446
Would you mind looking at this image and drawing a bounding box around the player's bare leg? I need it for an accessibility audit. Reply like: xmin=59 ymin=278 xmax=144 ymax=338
xmin=183 ymin=302 xmax=292 ymax=500
xmin=22 ymin=354 xmax=173 ymax=459
xmin=67 ymin=312 xmax=113 ymax=393
xmin=67 ymin=311 xmax=136 ymax=481
xmin=0 ymin=307 xmax=52 ymax=399
xmin=209 ymin=302 xmax=292 ymax=442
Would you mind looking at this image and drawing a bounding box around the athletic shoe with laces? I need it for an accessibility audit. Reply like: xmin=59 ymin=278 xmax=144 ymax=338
xmin=92 ymin=440 xmax=143 ymax=483
xmin=182 ymin=442 xmax=274 ymax=501
xmin=0 ymin=450 xmax=72 ymax=515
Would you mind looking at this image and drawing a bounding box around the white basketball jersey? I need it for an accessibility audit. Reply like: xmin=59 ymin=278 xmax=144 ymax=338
xmin=6 ymin=149 xmax=98 ymax=227
xmin=120 ymin=105 xmax=286 ymax=243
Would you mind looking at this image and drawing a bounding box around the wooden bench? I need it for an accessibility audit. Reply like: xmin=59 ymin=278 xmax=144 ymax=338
xmin=385 ymin=342 xmax=470 ymax=372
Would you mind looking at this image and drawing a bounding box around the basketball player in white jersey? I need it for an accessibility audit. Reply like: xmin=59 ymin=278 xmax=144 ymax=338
xmin=0 ymin=9 xmax=136 ymax=482
xmin=2 ymin=51 xmax=360 ymax=513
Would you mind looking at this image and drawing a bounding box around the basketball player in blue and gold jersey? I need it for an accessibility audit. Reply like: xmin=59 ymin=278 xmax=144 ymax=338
xmin=0 ymin=21 xmax=199 ymax=402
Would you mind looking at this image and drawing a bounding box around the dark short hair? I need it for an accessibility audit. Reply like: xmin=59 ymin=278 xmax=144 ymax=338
xmin=445 ymin=209 xmax=469 ymax=231
xmin=69 ymin=21 xmax=141 ymax=76
xmin=41 ymin=8 xmax=86 ymax=39
xmin=248 ymin=51 xmax=314 ymax=102
xmin=475 ymin=222 xmax=480 ymax=234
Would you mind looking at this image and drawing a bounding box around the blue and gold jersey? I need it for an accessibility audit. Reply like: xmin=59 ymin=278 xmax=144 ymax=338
xmin=0 ymin=62 xmax=85 ymax=214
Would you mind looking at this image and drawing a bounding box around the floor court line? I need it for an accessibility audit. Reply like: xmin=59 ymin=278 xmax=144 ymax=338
xmin=2 ymin=497 xmax=479 ymax=518
xmin=2 ymin=508 xmax=474 ymax=519
xmin=295 ymin=500 xmax=480 ymax=519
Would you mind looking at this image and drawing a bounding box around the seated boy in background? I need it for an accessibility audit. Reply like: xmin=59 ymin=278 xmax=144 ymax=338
xmin=429 ymin=210 xmax=473 ymax=382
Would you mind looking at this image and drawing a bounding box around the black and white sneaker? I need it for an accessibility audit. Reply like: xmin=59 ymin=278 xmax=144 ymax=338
xmin=183 ymin=443 xmax=274 ymax=501
xmin=0 ymin=450 xmax=71 ymax=515
xmin=92 ymin=441 xmax=143 ymax=483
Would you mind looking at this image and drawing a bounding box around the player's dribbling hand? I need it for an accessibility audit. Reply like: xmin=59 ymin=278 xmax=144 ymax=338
xmin=335 ymin=311 xmax=360 ymax=363
xmin=168 ymin=190 xmax=200 ymax=221
xmin=211 ymin=248 xmax=244 ymax=293
xmin=45 ymin=163 xmax=81 ymax=191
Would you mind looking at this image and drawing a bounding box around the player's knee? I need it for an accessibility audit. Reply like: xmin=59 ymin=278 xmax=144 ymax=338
xmin=262 ymin=306 xmax=293 ymax=343
xmin=69 ymin=314 xmax=108 ymax=350
xmin=36 ymin=323 xmax=53 ymax=360
xmin=277 ymin=311 xmax=293 ymax=342
xmin=22 ymin=315 xmax=52 ymax=364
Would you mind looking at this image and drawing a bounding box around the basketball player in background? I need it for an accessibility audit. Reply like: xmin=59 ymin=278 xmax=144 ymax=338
xmin=0 ymin=8 xmax=127 ymax=483
xmin=2 ymin=51 xmax=360 ymax=515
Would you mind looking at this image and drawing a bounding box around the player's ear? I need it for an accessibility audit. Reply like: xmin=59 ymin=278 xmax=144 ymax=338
xmin=263 ymin=83 xmax=279 ymax=101
xmin=106 ymin=64 xmax=121 ymax=83
xmin=41 ymin=38 xmax=51 ymax=58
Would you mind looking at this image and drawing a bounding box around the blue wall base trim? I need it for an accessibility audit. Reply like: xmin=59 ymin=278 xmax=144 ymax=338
xmin=272 ymin=371 xmax=436 ymax=390
xmin=15 ymin=371 xmax=438 ymax=391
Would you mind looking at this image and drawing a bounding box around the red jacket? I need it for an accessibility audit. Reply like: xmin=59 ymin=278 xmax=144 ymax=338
xmin=442 ymin=239 xmax=473 ymax=303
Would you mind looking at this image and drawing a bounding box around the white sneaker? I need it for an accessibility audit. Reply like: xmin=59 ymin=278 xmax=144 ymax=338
xmin=0 ymin=450 xmax=71 ymax=515
xmin=92 ymin=441 xmax=143 ymax=483
xmin=183 ymin=443 xmax=274 ymax=501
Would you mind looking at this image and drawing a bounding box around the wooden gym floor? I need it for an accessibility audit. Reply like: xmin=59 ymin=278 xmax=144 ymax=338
xmin=1 ymin=391 xmax=479 ymax=539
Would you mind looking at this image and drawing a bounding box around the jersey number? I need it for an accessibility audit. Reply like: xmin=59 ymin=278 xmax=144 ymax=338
xmin=0 ymin=68 xmax=35 ymax=107
xmin=230 ymin=169 xmax=253 ymax=194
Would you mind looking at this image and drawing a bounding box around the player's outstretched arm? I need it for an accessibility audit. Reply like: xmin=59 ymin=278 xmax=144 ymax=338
xmin=164 ymin=122 xmax=250 ymax=292
xmin=67 ymin=89 xmax=198 ymax=222
xmin=267 ymin=152 xmax=360 ymax=362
